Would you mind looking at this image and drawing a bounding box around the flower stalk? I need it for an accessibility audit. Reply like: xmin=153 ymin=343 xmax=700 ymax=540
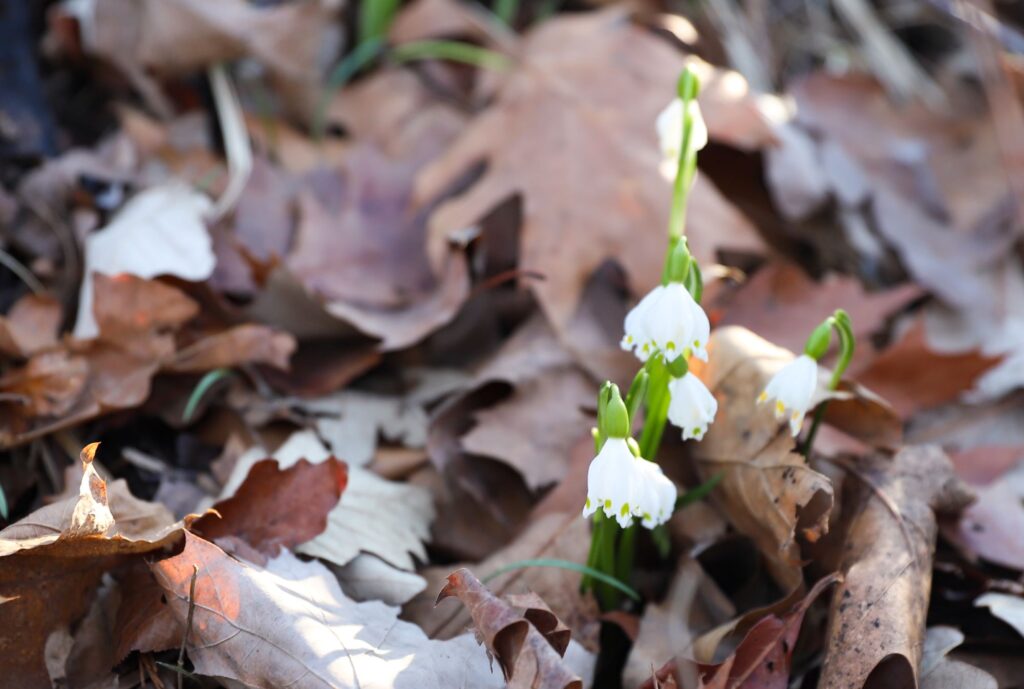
xmin=801 ymin=310 xmax=855 ymax=455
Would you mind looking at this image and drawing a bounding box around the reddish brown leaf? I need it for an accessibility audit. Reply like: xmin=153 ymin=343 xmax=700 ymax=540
xmin=714 ymin=261 xmax=920 ymax=356
xmin=852 ymin=319 xmax=999 ymax=418
xmin=167 ymin=323 xmax=296 ymax=372
xmin=0 ymin=293 xmax=62 ymax=358
xmin=436 ymin=568 xmax=583 ymax=689
xmin=643 ymin=574 xmax=839 ymax=689
xmin=191 ymin=457 xmax=348 ymax=561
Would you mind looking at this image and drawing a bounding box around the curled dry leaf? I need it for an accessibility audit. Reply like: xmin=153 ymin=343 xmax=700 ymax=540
xmin=192 ymin=457 xmax=347 ymax=562
xmin=692 ymin=326 xmax=837 ymax=589
xmin=407 ymin=512 xmax=599 ymax=649
xmin=642 ymin=573 xmax=840 ymax=689
xmin=0 ymin=443 xmax=181 ymax=689
xmin=819 ymin=446 xmax=974 ymax=689
xmin=436 ymin=568 xmax=583 ymax=689
xmin=146 ymin=532 xmax=518 ymax=688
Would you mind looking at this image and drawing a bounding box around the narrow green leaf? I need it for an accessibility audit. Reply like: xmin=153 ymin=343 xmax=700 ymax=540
xmin=391 ymin=40 xmax=512 ymax=71
xmin=0 ymin=482 xmax=8 ymax=521
xmin=676 ymin=471 xmax=723 ymax=510
xmin=359 ymin=0 xmax=401 ymax=45
xmin=483 ymin=557 xmax=640 ymax=600
xmin=314 ymin=37 xmax=386 ymax=140
xmin=183 ymin=368 xmax=234 ymax=424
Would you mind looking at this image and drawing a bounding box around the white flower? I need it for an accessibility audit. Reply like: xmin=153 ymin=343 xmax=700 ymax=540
xmin=667 ymin=372 xmax=718 ymax=441
xmin=657 ymin=97 xmax=708 ymax=181
xmin=621 ymin=283 xmax=710 ymax=363
xmin=758 ymin=354 xmax=819 ymax=436
xmin=583 ymin=439 xmax=678 ymax=529
xmin=633 ymin=459 xmax=677 ymax=528
xmin=583 ymin=438 xmax=639 ymax=528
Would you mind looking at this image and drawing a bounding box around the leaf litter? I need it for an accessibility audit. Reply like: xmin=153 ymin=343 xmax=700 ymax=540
xmin=2 ymin=1 xmax=1024 ymax=688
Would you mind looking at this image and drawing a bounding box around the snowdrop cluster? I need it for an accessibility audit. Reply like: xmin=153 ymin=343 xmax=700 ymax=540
xmin=583 ymin=437 xmax=676 ymax=529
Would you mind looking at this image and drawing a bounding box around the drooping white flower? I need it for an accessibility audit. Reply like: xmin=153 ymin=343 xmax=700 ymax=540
xmin=620 ymin=283 xmax=710 ymax=363
xmin=633 ymin=459 xmax=677 ymax=528
xmin=656 ymin=97 xmax=709 ymax=181
xmin=583 ymin=437 xmax=639 ymax=528
xmin=758 ymin=354 xmax=819 ymax=436
xmin=667 ymin=372 xmax=718 ymax=441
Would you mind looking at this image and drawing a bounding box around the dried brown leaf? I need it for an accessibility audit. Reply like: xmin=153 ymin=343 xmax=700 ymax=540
xmin=950 ymin=461 xmax=1024 ymax=571
xmin=692 ymin=326 xmax=836 ymax=589
xmin=819 ymin=446 xmax=974 ymax=689
xmin=145 ymin=532 xmax=528 ymax=688
xmin=0 ymin=444 xmax=181 ymax=689
xmin=416 ymin=8 xmax=762 ymax=343
xmin=643 ymin=574 xmax=839 ymax=689
xmin=167 ymin=323 xmax=296 ymax=372
xmin=0 ymin=294 xmax=61 ymax=358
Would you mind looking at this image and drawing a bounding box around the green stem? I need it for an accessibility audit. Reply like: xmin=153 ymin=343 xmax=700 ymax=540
xmin=638 ymin=358 xmax=671 ymax=460
xmin=801 ymin=310 xmax=855 ymax=456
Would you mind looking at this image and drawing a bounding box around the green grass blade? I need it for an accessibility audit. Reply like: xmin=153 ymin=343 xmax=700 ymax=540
xmin=483 ymin=557 xmax=640 ymax=601
xmin=391 ymin=40 xmax=512 ymax=71
xmin=183 ymin=368 xmax=234 ymax=424
xmin=493 ymin=0 xmax=518 ymax=26
xmin=314 ymin=37 xmax=386 ymax=140
xmin=676 ymin=471 xmax=723 ymax=510
xmin=359 ymin=0 xmax=401 ymax=45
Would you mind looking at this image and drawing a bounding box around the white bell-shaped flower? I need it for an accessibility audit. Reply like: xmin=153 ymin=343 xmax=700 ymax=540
xmin=633 ymin=459 xmax=677 ymax=528
xmin=667 ymin=372 xmax=718 ymax=441
xmin=656 ymin=97 xmax=709 ymax=181
xmin=621 ymin=283 xmax=710 ymax=363
xmin=759 ymin=354 xmax=819 ymax=436
xmin=583 ymin=437 xmax=639 ymax=528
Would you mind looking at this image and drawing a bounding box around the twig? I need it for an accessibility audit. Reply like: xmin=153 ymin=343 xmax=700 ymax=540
xmin=832 ymin=0 xmax=945 ymax=106
xmin=177 ymin=564 xmax=200 ymax=689
xmin=0 ymin=247 xmax=44 ymax=295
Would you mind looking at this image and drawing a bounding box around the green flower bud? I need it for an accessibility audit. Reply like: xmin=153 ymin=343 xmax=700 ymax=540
xmin=604 ymin=384 xmax=631 ymax=439
xmin=677 ymin=67 xmax=700 ymax=103
xmin=662 ymin=237 xmax=692 ymax=285
xmin=804 ymin=321 xmax=832 ymax=361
